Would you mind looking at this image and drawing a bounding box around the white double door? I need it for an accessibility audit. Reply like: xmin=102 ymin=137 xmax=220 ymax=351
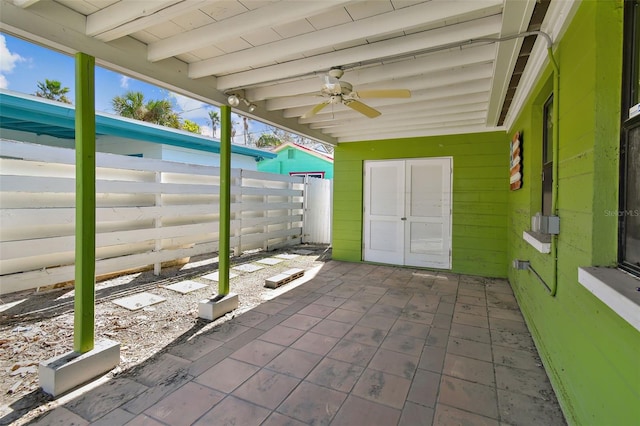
xmin=363 ymin=158 xmax=452 ymax=269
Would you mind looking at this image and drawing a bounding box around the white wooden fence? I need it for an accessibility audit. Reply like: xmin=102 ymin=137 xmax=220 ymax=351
xmin=0 ymin=139 xmax=331 ymax=295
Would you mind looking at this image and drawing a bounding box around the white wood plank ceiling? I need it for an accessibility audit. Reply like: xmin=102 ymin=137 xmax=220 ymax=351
xmin=0 ymin=0 xmax=573 ymax=145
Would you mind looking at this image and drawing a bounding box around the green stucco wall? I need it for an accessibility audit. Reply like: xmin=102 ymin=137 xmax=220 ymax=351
xmin=507 ymin=1 xmax=639 ymax=424
xmin=257 ymin=146 xmax=334 ymax=179
xmin=333 ymin=132 xmax=509 ymax=277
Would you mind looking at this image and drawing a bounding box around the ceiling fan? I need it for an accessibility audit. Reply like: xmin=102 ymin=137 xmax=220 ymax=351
xmin=302 ymin=68 xmax=411 ymax=119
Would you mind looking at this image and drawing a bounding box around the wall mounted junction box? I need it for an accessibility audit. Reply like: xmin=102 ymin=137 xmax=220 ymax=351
xmin=531 ymin=213 xmax=560 ymax=235
xmin=540 ymin=215 xmax=560 ymax=235
xmin=513 ymin=259 xmax=531 ymax=270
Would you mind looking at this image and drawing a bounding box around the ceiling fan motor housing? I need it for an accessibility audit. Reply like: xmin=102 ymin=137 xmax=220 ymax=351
xmin=340 ymin=81 xmax=353 ymax=96
xmin=328 ymin=68 xmax=344 ymax=79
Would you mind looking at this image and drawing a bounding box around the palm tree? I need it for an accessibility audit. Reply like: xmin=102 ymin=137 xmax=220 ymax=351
xmin=231 ymin=120 xmax=238 ymax=139
xmin=242 ymin=116 xmax=250 ymax=145
xmin=34 ymin=79 xmax=71 ymax=104
xmin=208 ymin=110 xmax=220 ymax=138
xmin=111 ymin=91 xmax=146 ymax=120
xmin=111 ymin=91 xmax=179 ymax=128
xmin=144 ymin=99 xmax=179 ymax=128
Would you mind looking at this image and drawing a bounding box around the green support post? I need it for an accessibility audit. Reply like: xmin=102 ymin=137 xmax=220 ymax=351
xmin=74 ymin=53 xmax=96 ymax=353
xmin=218 ymin=105 xmax=231 ymax=296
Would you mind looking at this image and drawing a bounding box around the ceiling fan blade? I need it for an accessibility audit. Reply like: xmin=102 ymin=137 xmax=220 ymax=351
xmin=354 ymin=89 xmax=411 ymax=99
xmin=302 ymin=101 xmax=330 ymax=119
xmin=344 ymin=100 xmax=381 ymax=118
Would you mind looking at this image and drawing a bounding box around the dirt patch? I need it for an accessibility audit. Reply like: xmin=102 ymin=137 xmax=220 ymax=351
xmin=0 ymin=244 xmax=331 ymax=425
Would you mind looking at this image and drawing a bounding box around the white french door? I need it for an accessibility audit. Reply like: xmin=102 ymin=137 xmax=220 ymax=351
xmin=363 ymin=158 xmax=452 ymax=269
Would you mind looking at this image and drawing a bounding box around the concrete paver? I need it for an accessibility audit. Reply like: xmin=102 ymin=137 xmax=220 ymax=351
xmin=27 ymin=260 xmax=566 ymax=425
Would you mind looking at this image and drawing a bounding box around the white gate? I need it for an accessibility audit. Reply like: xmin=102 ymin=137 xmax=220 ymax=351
xmin=302 ymin=177 xmax=332 ymax=244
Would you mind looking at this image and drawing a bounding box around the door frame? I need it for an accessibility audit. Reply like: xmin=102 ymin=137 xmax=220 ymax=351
xmin=362 ymin=157 xmax=453 ymax=269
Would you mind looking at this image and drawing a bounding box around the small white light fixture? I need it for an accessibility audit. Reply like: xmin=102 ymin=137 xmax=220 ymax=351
xmin=227 ymin=94 xmax=240 ymax=107
xmin=226 ymin=91 xmax=256 ymax=112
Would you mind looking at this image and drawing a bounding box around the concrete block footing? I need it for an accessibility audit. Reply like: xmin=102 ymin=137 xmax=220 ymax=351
xmin=39 ymin=339 xmax=120 ymax=397
xmin=198 ymin=293 xmax=239 ymax=321
xmin=265 ymin=268 xmax=305 ymax=289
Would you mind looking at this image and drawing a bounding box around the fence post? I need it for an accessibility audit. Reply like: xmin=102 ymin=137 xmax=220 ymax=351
xmin=262 ymin=173 xmax=268 ymax=251
xmin=74 ymin=52 xmax=96 ymax=353
xmin=234 ymin=170 xmax=242 ymax=256
xmin=153 ymin=171 xmax=162 ymax=275
xmin=302 ymin=175 xmax=309 ymax=244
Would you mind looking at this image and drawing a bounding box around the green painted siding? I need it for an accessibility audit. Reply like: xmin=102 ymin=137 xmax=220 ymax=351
xmin=507 ymin=1 xmax=639 ymax=425
xmin=257 ymin=146 xmax=333 ymax=179
xmin=333 ymin=132 xmax=509 ymax=277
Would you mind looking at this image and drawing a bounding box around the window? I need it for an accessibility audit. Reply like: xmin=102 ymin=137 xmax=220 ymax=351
xmin=542 ymin=95 xmax=553 ymax=216
xmin=288 ymin=149 xmax=295 ymax=159
xmin=620 ymin=0 xmax=640 ymax=276
xmin=289 ymin=172 xmax=324 ymax=179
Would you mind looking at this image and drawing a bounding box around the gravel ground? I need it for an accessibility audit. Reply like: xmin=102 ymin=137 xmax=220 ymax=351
xmin=0 ymin=244 xmax=331 ymax=426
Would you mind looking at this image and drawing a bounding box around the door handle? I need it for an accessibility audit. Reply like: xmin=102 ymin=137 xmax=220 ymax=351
xmin=401 ymin=217 xmax=407 ymax=220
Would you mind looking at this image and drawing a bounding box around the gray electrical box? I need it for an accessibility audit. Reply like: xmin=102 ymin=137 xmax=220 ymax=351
xmin=532 ymin=213 xmax=560 ymax=235
xmin=540 ymin=215 xmax=560 ymax=235
xmin=512 ymin=259 xmax=531 ymax=270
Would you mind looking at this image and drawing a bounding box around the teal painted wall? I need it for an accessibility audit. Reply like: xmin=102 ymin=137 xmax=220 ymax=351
xmin=257 ymin=145 xmax=334 ymax=179
xmin=333 ymin=132 xmax=509 ymax=278
xmin=507 ymin=1 xmax=639 ymax=424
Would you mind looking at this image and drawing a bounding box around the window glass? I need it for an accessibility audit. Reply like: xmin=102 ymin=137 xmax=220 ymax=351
xmin=543 ymin=96 xmax=553 ymax=164
xmin=542 ymin=95 xmax=553 ymax=216
xmin=634 ymin=2 xmax=640 ymax=106
xmin=622 ymin=125 xmax=640 ymax=270
xmin=621 ymin=0 xmax=640 ymax=275
xmin=289 ymin=172 xmax=324 ymax=179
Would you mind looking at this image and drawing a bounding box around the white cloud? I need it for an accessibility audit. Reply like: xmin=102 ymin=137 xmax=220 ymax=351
xmin=0 ymin=35 xmax=25 ymax=88
xmin=200 ymin=125 xmax=214 ymax=138
xmin=169 ymin=92 xmax=209 ymax=121
xmin=0 ymin=35 xmax=25 ymax=73
xmin=120 ymin=75 xmax=130 ymax=88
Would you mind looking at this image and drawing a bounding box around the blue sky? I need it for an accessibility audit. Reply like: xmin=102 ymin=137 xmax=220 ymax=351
xmin=0 ymin=32 xmax=268 ymax=140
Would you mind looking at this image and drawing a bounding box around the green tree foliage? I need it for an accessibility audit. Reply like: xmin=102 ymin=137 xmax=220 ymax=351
xmin=111 ymin=91 xmax=179 ymax=128
xmin=255 ymin=134 xmax=282 ymax=148
xmin=111 ymin=91 xmax=146 ymax=120
xmin=182 ymin=119 xmax=200 ymax=134
xmin=34 ymin=79 xmax=72 ymax=104
xmin=261 ymin=125 xmax=333 ymax=154
xmin=145 ymin=99 xmax=179 ymax=128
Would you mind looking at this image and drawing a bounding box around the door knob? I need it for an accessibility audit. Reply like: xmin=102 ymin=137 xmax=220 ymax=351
xmin=401 ymin=217 xmax=407 ymax=220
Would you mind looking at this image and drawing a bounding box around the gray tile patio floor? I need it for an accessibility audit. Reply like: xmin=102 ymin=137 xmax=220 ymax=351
xmin=30 ymin=260 xmax=566 ymax=425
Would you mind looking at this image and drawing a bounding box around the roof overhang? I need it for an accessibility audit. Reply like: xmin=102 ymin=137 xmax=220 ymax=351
xmin=0 ymin=0 xmax=579 ymax=145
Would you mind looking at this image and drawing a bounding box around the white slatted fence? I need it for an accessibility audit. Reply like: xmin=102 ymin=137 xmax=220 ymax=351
xmin=0 ymin=139 xmax=328 ymax=295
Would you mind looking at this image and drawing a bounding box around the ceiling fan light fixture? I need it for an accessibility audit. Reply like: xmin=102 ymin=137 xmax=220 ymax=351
xmin=303 ymin=67 xmax=410 ymax=119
